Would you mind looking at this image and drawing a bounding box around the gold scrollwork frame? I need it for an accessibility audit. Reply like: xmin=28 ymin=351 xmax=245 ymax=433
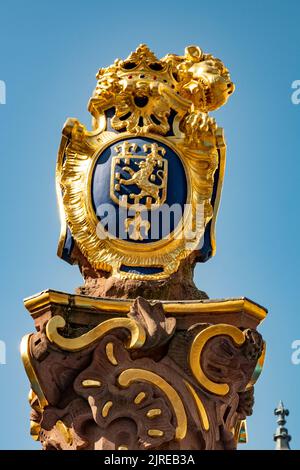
xmin=57 ymin=129 xmax=224 ymax=280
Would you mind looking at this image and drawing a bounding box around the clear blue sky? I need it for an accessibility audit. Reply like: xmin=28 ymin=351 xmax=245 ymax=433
xmin=0 ymin=0 xmax=299 ymax=450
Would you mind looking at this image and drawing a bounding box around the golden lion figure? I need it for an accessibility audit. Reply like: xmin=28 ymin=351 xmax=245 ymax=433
xmin=115 ymin=143 xmax=167 ymax=206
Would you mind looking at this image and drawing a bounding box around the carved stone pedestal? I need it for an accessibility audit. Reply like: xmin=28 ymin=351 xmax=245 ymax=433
xmin=21 ymin=290 xmax=266 ymax=450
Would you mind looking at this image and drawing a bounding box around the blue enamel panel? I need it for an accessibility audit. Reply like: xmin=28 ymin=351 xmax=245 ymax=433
xmin=91 ymin=137 xmax=187 ymax=243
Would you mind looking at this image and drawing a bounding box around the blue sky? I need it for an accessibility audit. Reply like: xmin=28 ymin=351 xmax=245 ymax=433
xmin=0 ymin=0 xmax=299 ymax=450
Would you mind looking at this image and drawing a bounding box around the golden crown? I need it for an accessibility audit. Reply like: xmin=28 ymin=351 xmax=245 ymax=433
xmin=88 ymin=44 xmax=234 ymax=136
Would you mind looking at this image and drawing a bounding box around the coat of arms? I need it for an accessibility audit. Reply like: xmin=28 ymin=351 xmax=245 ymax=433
xmin=109 ymin=141 xmax=168 ymax=241
xmin=110 ymin=141 xmax=168 ymax=209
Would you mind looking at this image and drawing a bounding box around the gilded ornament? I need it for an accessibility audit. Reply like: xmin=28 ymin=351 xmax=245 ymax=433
xmin=56 ymin=44 xmax=234 ymax=279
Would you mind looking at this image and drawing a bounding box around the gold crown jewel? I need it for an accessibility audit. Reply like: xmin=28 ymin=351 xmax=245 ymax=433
xmin=88 ymin=44 xmax=234 ymax=138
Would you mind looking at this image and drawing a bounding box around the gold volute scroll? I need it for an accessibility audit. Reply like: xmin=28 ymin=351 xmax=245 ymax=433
xmin=184 ymin=380 xmax=210 ymax=431
xmin=189 ymin=324 xmax=246 ymax=396
xmin=20 ymin=334 xmax=48 ymax=410
xmin=46 ymin=315 xmax=146 ymax=352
